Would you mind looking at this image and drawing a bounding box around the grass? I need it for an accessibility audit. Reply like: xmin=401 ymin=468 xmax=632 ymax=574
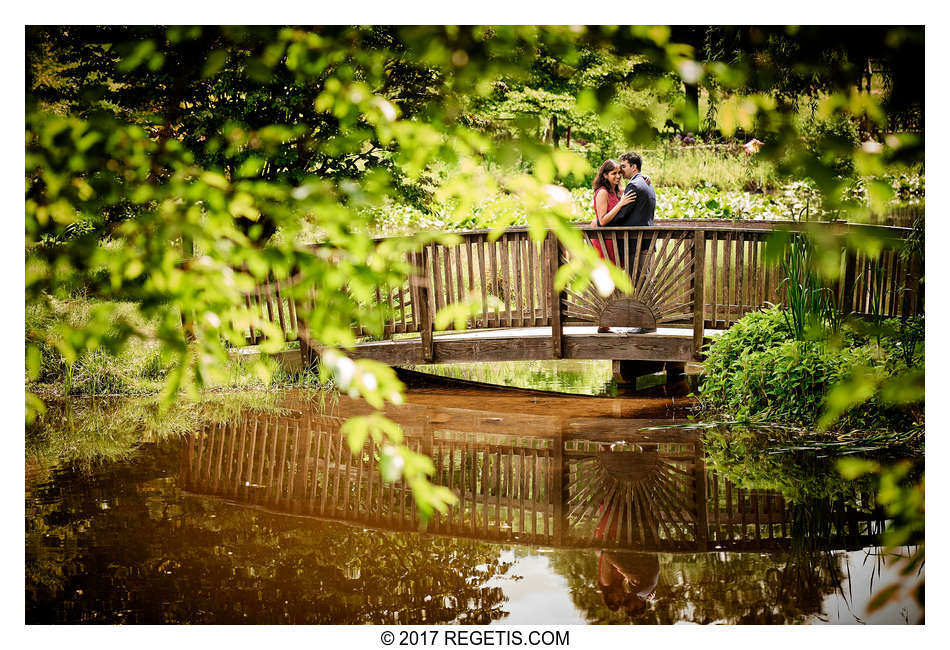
xmin=646 ymin=143 xmax=778 ymax=193
xmin=26 ymin=295 xmax=326 ymax=399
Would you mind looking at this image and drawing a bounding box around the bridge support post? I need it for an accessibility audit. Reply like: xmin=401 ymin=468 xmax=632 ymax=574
xmin=613 ymin=360 xmax=686 ymax=386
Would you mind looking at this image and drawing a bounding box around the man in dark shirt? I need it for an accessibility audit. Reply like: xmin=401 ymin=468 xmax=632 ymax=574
xmin=615 ymin=152 xmax=656 ymax=226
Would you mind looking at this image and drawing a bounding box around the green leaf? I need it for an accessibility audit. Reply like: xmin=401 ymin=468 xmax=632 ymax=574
xmin=866 ymin=583 xmax=901 ymax=614
xmin=202 ymin=50 xmax=230 ymax=77
xmin=837 ymin=457 xmax=879 ymax=480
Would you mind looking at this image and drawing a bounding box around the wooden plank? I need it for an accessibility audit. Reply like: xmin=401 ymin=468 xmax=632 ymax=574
xmin=354 ymin=435 xmax=365 ymax=517
xmin=478 ymin=236 xmax=489 ymax=328
xmin=458 ymin=237 xmax=475 ymax=300
xmin=332 ymin=422 xmax=345 ymax=513
xmin=398 ymin=284 xmax=408 ymax=334
xmin=383 ymin=284 xmax=396 ymax=337
xmin=448 ymin=444 xmax=457 ymax=528
xmin=692 ymin=229 xmax=706 ymax=360
xmin=597 ymin=231 xmax=630 ymax=273
xmin=275 ymin=420 xmax=290 ymax=503
xmin=287 ymin=286 xmax=299 ymax=334
xmin=548 ymin=233 xmax=563 ymax=359
xmin=885 ymin=248 xmax=898 ymax=316
xmin=630 ymin=231 xmax=644 ymax=290
xmin=841 ymin=248 xmax=857 ymax=313
xmin=540 ymin=237 xmax=550 ymax=327
xmin=752 ymin=234 xmax=762 ymax=311
xmin=735 ymin=234 xmax=745 ymax=317
xmin=344 ymin=330 xmax=694 ymax=365
xmin=518 ymin=448 xmax=527 ymax=535
xmin=482 ymin=444 xmax=490 ymax=535
xmin=489 ymin=237 xmax=500 ymax=326
xmin=709 ymin=232 xmax=718 ymax=327
xmin=419 ymin=249 xmax=434 ymax=363
xmin=469 ymin=436 xmax=477 ymax=531
xmin=431 ymin=243 xmax=445 ymax=315
xmin=273 ymin=279 xmax=288 ymax=337
xmin=495 ymin=447 xmax=502 ymax=534
xmin=504 ymin=446 xmax=514 ymax=533
xmin=320 ymin=428 xmax=334 ymax=515
xmin=441 ymin=244 xmax=454 ymax=309
xmin=408 ymin=251 xmax=423 ymax=332
xmin=722 ymin=232 xmax=732 ymax=325
xmin=526 ymin=236 xmax=537 ymax=327
xmin=308 ymin=425 xmax=323 ymax=510
xmin=452 ymin=244 xmax=463 ymax=310
xmin=501 ymin=234 xmax=512 ymax=327
xmin=513 ymin=234 xmax=524 ymax=327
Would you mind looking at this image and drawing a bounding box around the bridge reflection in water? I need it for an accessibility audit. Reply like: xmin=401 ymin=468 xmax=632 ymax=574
xmin=180 ymin=391 xmax=884 ymax=554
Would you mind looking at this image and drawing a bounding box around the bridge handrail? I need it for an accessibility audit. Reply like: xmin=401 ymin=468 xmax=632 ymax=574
xmin=239 ymin=220 xmax=923 ymax=364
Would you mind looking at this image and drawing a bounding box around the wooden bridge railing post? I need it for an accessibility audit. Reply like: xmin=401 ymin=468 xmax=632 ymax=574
xmin=692 ymin=228 xmax=706 ymax=360
xmin=546 ymin=231 xmax=564 ymax=359
xmin=414 ymin=249 xmax=435 ymax=363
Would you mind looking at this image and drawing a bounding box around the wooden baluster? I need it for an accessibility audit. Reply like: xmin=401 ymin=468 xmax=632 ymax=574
xmin=526 ymin=235 xmax=537 ymax=326
xmin=489 ymin=237 xmax=500 ymax=327
xmin=477 ymin=235 xmax=488 ymax=328
xmin=547 ymin=232 xmax=563 ymax=358
xmin=722 ymin=232 xmax=732 ymax=325
xmin=456 ymin=244 xmax=467 ymax=320
xmin=501 ymin=234 xmax=512 ymax=327
xmin=513 ymin=234 xmax=524 ymax=327
xmin=420 ymin=248 xmax=435 ymax=362
xmin=273 ymin=279 xmax=288 ymax=338
xmin=735 ymin=234 xmax=744 ymax=319
xmin=692 ymin=229 xmax=706 ymax=360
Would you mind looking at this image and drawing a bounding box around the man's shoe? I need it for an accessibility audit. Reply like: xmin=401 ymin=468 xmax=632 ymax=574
xmin=637 ymin=327 xmax=657 ymax=334
xmin=597 ymin=326 xmax=611 ymax=333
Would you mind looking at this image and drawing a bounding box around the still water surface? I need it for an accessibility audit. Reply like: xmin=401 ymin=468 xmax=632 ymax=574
xmin=26 ymin=374 xmax=922 ymax=624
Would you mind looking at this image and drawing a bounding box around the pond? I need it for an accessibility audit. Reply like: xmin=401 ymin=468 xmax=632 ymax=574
xmin=26 ymin=367 xmax=922 ymax=624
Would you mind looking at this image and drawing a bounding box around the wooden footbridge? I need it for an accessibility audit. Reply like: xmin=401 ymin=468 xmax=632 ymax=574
xmin=181 ymin=391 xmax=888 ymax=553
xmin=242 ymin=220 xmax=922 ymax=369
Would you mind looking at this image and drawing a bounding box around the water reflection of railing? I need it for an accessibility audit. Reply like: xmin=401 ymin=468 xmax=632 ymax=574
xmin=180 ymin=400 xmax=885 ymax=553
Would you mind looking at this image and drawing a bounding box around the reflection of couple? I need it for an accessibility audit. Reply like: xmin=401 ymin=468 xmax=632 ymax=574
xmin=595 ymin=499 xmax=659 ymax=615
xmin=592 ymin=448 xmax=660 ymax=615
xmin=598 ymin=551 xmax=659 ymax=615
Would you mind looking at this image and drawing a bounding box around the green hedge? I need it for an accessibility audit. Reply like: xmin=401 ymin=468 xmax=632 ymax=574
xmin=699 ymin=307 xmax=921 ymax=431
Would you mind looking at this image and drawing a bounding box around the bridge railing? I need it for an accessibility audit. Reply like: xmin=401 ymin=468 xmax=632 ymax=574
xmin=239 ymin=220 xmax=923 ymax=361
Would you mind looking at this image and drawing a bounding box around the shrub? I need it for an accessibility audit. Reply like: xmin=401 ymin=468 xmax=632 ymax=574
xmin=699 ymin=307 xmax=921 ymax=431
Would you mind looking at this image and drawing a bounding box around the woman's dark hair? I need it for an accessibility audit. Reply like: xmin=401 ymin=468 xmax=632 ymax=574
xmin=592 ymin=159 xmax=621 ymax=193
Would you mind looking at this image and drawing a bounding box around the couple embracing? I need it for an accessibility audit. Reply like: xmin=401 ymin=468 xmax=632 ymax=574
xmin=590 ymin=152 xmax=656 ymax=247
xmin=590 ymin=152 xmax=658 ymax=334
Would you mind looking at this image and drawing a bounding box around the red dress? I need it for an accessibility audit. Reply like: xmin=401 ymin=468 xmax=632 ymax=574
xmin=591 ymin=187 xmax=618 ymax=264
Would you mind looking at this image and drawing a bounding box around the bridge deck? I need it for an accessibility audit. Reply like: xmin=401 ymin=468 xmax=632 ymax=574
xmin=346 ymin=326 xmax=723 ymax=366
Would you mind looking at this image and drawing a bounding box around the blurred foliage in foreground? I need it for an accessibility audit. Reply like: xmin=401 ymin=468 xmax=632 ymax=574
xmin=26 ymin=26 xmax=923 ymax=517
